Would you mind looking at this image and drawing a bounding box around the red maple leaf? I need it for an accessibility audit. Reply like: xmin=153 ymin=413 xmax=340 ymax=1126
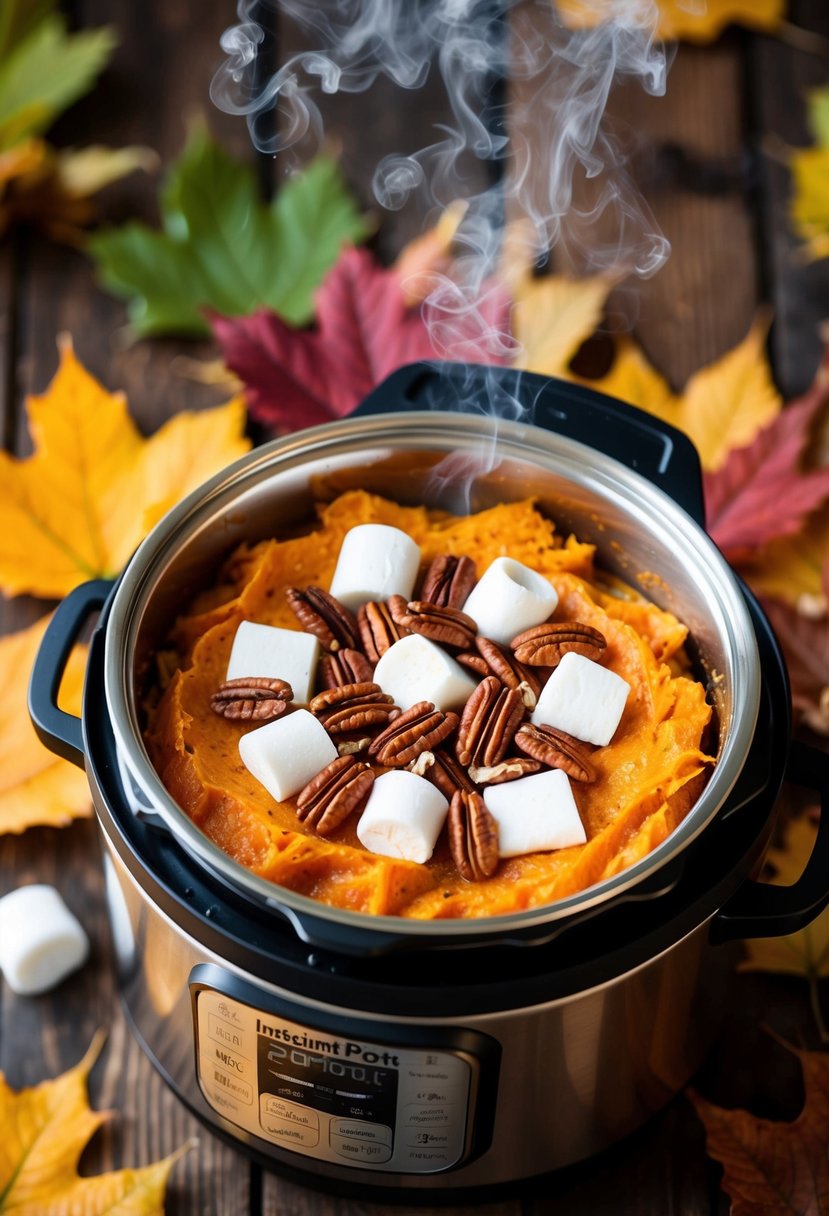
xmin=759 ymin=595 xmax=829 ymax=735
xmin=211 ymin=246 xmax=511 ymax=432
xmin=704 ymin=351 xmax=829 ymax=560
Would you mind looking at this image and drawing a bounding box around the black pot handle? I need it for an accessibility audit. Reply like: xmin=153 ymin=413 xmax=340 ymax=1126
xmin=711 ymin=740 xmax=829 ymax=942
xmin=353 ymin=362 xmax=706 ymax=525
xmin=28 ymin=579 xmax=114 ymax=769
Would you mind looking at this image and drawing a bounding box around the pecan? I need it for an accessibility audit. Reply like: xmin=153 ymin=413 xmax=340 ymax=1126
xmin=468 ymin=757 xmax=542 ymax=785
xmin=514 ymin=723 xmax=597 ymax=782
xmin=511 ymin=621 xmax=607 ymax=667
xmin=397 ymin=601 xmax=478 ymax=651
xmin=296 ymin=756 xmax=374 ymax=835
xmin=337 ymin=737 xmax=372 ymax=756
xmin=368 ymin=701 xmax=458 ymax=767
xmin=357 ymin=596 xmax=410 ymax=663
xmin=475 ymin=636 xmax=543 ymax=708
xmin=448 ymin=790 xmax=499 ymax=881
xmin=456 ymin=676 xmax=525 ymax=768
xmin=407 ymin=750 xmax=436 ymax=777
xmin=426 ymin=749 xmax=478 ymax=799
xmin=456 ymin=651 xmax=490 ymax=677
xmin=320 ymin=648 xmax=375 ymax=690
xmin=309 ymin=682 xmax=399 ymax=736
xmin=210 ymin=677 xmax=293 ymax=722
xmin=419 ymin=555 xmax=477 ymax=609
xmin=286 ymin=585 xmax=359 ymax=652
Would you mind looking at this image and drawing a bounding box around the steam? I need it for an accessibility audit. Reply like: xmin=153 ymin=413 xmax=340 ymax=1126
xmin=211 ymin=0 xmax=671 ymax=503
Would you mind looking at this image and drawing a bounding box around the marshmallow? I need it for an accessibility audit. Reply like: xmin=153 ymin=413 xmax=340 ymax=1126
xmin=460 ymin=557 xmax=557 ymax=645
xmin=239 ymin=709 xmax=337 ymax=802
xmin=374 ymin=634 xmax=478 ymax=711
xmin=356 ymin=770 xmax=449 ymax=863
xmin=328 ymin=524 xmax=420 ymax=612
xmin=0 ymin=885 xmax=89 ymax=995
xmin=484 ymin=769 xmax=586 ymax=857
xmin=531 ymin=651 xmax=631 ymax=746
xmin=227 ymin=620 xmax=319 ymax=704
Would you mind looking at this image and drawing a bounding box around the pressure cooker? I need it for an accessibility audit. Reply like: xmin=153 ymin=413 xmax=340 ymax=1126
xmin=31 ymin=363 xmax=829 ymax=1199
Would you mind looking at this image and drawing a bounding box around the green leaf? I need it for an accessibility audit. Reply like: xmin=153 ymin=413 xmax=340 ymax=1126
xmin=807 ymin=85 xmax=829 ymax=149
xmin=88 ymin=126 xmax=370 ymax=339
xmin=0 ymin=0 xmax=56 ymax=63
xmin=0 ymin=15 xmax=115 ymax=149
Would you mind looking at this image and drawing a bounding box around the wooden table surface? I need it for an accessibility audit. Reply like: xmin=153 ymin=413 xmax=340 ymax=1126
xmin=1 ymin=2 xmax=828 ymax=1213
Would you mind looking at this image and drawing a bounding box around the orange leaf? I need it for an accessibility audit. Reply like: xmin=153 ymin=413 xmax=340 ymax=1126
xmin=557 ymin=0 xmax=786 ymax=43
xmin=0 ymin=338 xmax=250 ymax=598
xmin=0 ymin=1031 xmax=192 ymax=1214
xmin=393 ymin=200 xmax=468 ymax=306
xmin=0 ymin=614 xmax=90 ymax=835
xmin=690 ymin=1046 xmax=829 ymax=1215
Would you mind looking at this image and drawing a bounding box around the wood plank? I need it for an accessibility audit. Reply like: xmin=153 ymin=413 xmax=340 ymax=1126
xmin=749 ymin=0 xmax=829 ymax=398
xmin=263 ymin=1176 xmax=521 ymax=1216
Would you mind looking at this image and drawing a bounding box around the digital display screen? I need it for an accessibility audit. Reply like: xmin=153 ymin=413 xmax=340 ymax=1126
xmin=257 ymin=1036 xmax=399 ymax=1126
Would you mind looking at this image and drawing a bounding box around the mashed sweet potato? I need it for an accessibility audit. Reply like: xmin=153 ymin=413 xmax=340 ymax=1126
xmin=145 ymin=491 xmax=714 ymax=919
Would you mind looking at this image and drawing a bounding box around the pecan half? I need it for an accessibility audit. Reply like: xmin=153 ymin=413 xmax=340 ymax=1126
xmin=419 ymin=555 xmax=477 ymax=609
xmin=475 ymin=636 xmax=543 ymax=708
xmin=368 ymin=701 xmax=458 ymax=767
xmin=210 ymin=677 xmax=293 ymax=722
xmin=296 ymin=756 xmax=374 ymax=834
xmin=468 ymin=757 xmax=542 ymax=785
xmin=456 ymin=676 xmax=525 ymax=768
xmin=397 ymin=601 xmax=478 ymax=650
xmin=357 ymin=596 xmax=410 ymax=663
xmin=514 ymin=723 xmax=597 ymax=782
xmin=320 ymin=648 xmax=375 ymax=690
xmin=286 ymin=585 xmax=360 ymax=652
xmin=426 ymin=749 xmax=478 ymax=799
xmin=449 ymin=790 xmax=499 ymax=881
xmin=456 ymin=651 xmax=490 ymax=677
xmin=309 ymin=682 xmax=399 ymax=736
xmin=511 ymin=621 xmax=607 ymax=667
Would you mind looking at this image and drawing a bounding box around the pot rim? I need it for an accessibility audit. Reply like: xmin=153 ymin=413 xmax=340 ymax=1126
xmin=103 ymin=409 xmax=761 ymax=942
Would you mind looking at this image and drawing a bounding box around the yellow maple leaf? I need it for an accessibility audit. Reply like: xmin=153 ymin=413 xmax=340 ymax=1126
xmin=0 ymin=614 xmax=90 ymax=834
xmin=556 ymin=0 xmax=786 ymax=43
xmin=742 ymin=505 xmax=829 ymax=607
xmin=512 ymin=273 xmax=613 ymax=376
xmin=0 ymin=339 xmax=250 ymax=598
xmin=790 ymin=146 xmax=829 ymax=263
xmin=585 ymin=335 xmax=678 ymax=421
xmin=0 ymin=1031 xmax=191 ymax=1214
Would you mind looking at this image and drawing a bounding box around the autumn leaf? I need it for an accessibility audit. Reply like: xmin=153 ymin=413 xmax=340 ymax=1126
xmin=88 ymin=127 xmax=369 ymax=338
xmin=690 ymin=1045 xmax=829 ymax=1216
xmin=212 ymin=245 xmax=511 ymax=432
xmin=756 ymin=599 xmax=829 ymax=737
xmin=0 ymin=614 xmax=90 ymax=835
xmin=0 ymin=1030 xmax=191 ymax=1214
xmin=556 ymin=0 xmax=786 ymax=43
xmin=512 ymin=273 xmax=613 ymax=377
xmin=743 ymin=506 xmax=829 ymax=607
xmin=393 ymin=200 xmax=467 ymax=306
xmin=583 ymin=336 xmax=678 ymax=421
xmin=790 ymin=85 xmax=829 ymax=263
xmin=0 ymin=338 xmax=250 ymax=598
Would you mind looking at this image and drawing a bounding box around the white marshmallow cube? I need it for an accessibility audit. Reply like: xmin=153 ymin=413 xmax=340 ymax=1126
xmin=239 ymin=709 xmax=337 ymax=802
xmin=484 ymin=769 xmax=586 ymax=857
xmin=357 ymin=770 xmax=449 ymax=863
xmin=460 ymin=557 xmax=557 ymax=645
xmin=0 ymin=885 xmax=89 ymax=995
xmin=531 ymin=651 xmax=631 ymax=746
xmin=227 ymin=620 xmax=319 ymax=704
xmin=374 ymin=634 xmax=478 ymax=711
xmin=328 ymin=524 xmax=420 ymax=612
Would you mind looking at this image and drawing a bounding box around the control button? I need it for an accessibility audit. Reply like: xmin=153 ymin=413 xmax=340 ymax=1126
xmin=207 ymin=1012 xmax=247 ymax=1054
xmin=200 ymin=1057 xmax=254 ymax=1106
xmin=402 ymin=1146 xmax=456 ymax=1169
xmin=261 ymin=1096 xmax=319 ymax=1130
xmin=206 ymin=1043 xmax=252 ymax=1080
xmin=406 ymin=1081 xmax=465 ymax=1106
xmin=402 ymin=1102 xmax=457 ymax=1128
xmin=330 ymin=1134 xmax=392 ymax=1164
xmin=259 ymin=1113 xmax=320 ymax=1148
xmin=405 ymin=1128 xmax=454 ymax=1148
xmin=330 ymin=1118 xmax=392 ymax=1147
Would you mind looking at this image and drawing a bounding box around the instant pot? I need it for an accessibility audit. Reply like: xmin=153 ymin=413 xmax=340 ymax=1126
xmin=31 ymin=364 xmax=829 ymax=1199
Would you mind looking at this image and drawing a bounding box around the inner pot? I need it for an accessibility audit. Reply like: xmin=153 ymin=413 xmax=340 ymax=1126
xmin=103 ymin=408 xmax=760 ymax=946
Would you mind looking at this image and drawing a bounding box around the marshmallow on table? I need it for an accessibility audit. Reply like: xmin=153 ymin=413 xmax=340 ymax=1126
xmin=460 ymin=557 xmax=557 ymax=646
xmin=357 ymin=770 xmax=449 ymax=863
xmin=374 ymin=634 xmax=478 ymax=711
xmin=328 ymin=524 xmax=420 ymax=612
xmin=484 ymin=769 xmax=586 ymax=857
xmin=227 ymin=620 xmax=319 ymax=704
xmin=239 ymin=708 xmax=337 ymax=802
xmin=531 ymin=651 xmax=631 ymax=747
xmin=0 ymin=885 xmax=89 ymax=995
